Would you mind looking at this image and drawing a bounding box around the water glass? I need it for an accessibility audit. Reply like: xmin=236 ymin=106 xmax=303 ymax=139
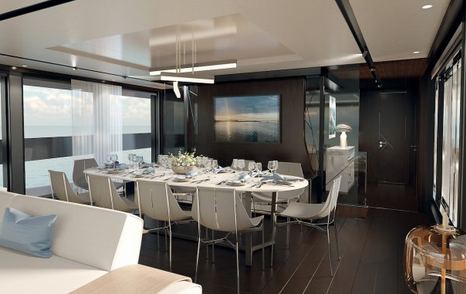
xmin=212 ymin=160 xmax=218 ymax=170
xmin=268 ymin=160 xmax=278 ymax=173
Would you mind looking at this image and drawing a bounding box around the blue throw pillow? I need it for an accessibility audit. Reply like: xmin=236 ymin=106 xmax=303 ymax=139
xmin=0 ymin=207 xmax=57 ymax=258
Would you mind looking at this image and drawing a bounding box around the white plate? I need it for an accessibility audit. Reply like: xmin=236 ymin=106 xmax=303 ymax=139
xmin=172 ymin=177 xmax=189 ymax=182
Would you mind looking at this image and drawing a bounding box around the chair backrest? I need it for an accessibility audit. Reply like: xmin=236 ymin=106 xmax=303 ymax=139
xmin=193 ymin=187 xmax=253 ymax=232
xmin=277 ymin=161 xmax=304 ymax=178
xmin=136 ymin=180 xmax=186 ymax=222
xmin=73 ymin=158 xmax=98 ymax=190
xmin=319 ymin=176 xmax=342 ymax=218
xmin=49 ymin=170 xmax=69 ymax=201
xmin=87 ymin=174 xmax=114 ymax=209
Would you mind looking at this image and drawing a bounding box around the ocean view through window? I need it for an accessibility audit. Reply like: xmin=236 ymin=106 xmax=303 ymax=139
xmin=24 ymin=81 xmax=152 ymax=196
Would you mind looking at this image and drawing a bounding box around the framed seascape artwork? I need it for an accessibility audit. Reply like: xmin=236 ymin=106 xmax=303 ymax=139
xmin=214 ymin=95 xmax=281 ymax=143
xmin=329 ymin=95 xmax=336 ymax=139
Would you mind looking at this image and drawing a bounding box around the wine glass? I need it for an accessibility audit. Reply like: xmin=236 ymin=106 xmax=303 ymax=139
xmin=268 ymin=160 xmax=278 ymax=174
xmin=205 ymin=159 xmax=212 ymax=171
xmin=256 ymin=162 xmax=263 ymax=173
xmin=135 ymin=155 xmax=144 ymax=168
xmin=248 ymin=161 xmax=256 ymax=174
xmin=232 ymin=159 xmax=238 ymax=170
xmin=237 ymin=159 xmax=245 ymax=171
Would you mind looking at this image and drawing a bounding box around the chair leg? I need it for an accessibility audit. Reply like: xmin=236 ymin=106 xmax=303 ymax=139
xmin=156 ymin=226 xmax=160 ymax=250
xmin=270 ymin=208 xmax=277 ymax=267
xmin=286 ymin=217 xmax=290 ymax=249
xmin=168 ymin=223 xmax=172 ymax=271
xmin=334 ymin=221 xmax=341 ymax=260
xmin=327 ymin=224 xmax=334 ymax=276
xmin=195 ymin=235 xmax=201 ymax=283
xmin=261 ymin=226 xmax=265 ymax=271
xmin=164 ymin=222 xmax=168 ymax=251
xmin=205 ymin=228 xmax=209 ymax=259
xmin=211 ymin=230 xmax=215 ymax=263
xmin=235 ymin=231 xmax=240 ymax=294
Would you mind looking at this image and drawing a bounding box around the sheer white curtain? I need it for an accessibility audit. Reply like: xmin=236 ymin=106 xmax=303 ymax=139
xmin=71 ymin=80 xmax=123 ymax=165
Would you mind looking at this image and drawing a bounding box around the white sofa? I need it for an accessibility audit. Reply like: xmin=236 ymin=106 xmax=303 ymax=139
xmin=0 ymin=191 xmax=201 ymax=294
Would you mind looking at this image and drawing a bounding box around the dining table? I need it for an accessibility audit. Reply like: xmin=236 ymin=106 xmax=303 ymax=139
xmin=83 ymin=164 xmax=309 ymax=266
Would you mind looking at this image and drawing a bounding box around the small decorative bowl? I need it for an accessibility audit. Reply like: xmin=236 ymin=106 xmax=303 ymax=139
xmin=172 ymin=165 xmax=195 ymax=175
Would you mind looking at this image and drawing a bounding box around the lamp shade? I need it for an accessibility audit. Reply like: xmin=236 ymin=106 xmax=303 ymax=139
xmin=336 ymin=124 xmax=352 ymax=133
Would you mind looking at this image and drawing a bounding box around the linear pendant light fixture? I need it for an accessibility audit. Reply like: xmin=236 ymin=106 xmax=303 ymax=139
xmin=150 ymin=60 xmax=237 ymax=76
xmin=159 ymin=72 xmax=214 ymax=84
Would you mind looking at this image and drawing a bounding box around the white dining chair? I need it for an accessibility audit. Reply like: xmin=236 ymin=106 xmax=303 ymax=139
xmin=87 ymin=174 xmax=138 ymax=213
xmin=73 ymin=158 xmax=98 ymax=190
xmin=193 ymin=186 xmax=265 ymax=294
xmin=136 ymin=180 xmax=192 ymax=271
xmin=74 ymin=157 xmax=125 ymax=192
xmin=252 ymin=162 xmax=306 ymax=208
xmin=251 ymin=161 xmax=306 ymax=248
xmin=49 ymin=170 xmax=91 ymax=204
xmin=274 ymin=176 xmax=342 ymax=275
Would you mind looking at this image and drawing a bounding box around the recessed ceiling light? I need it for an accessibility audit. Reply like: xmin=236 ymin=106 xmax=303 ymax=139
xmin=11 ymin=66 xmax=17 ymax=70
xmin=413 ymin=51 xmax=421 ymax=54
xmin=22 ymin=64 xmax=28 ymax=68
xmin=422 ymin=4 xmax=433 ymax=9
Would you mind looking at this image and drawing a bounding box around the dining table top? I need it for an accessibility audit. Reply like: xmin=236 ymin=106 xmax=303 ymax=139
xmin=83 ymin=165 xmax=308 ymax=194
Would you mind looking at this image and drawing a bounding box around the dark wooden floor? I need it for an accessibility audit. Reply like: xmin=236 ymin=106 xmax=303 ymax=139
xmin=139 ymin=209 xmax=430 ymax=294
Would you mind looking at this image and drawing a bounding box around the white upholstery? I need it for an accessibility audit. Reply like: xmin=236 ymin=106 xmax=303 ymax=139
xmin=3 ymin=193 xmax=143 ymax=271
xmin=0 ymin=191 xmax=199 ymax=294
xmin=0 ymin=247 xmax=107 ymax=294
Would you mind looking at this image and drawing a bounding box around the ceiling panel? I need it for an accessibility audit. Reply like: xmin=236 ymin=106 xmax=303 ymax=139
xmin=350 ymin=0 xmax=450 ymax=61
xmin=0 ymin=0 xmax=366 ymax=86
xmin=0 ymin=0 xmax=46 ymax=14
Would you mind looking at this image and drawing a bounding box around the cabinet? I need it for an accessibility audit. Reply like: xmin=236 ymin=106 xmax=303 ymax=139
xmin=326 ymin=146 xmax=355 ymax=193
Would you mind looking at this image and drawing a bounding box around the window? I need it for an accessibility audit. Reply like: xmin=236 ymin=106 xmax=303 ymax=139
xmin=435 ymin=51 xmax=463 ymax=226
xmin=0 ymin=78 xmax=6 ymax=188
xmin=23 ymin=79 xmax=154 ymax=196
xmin=163 ymin=93 xmax=186 ymax=154
xmin=117 ymin=94 xmax=152 ymax=163
xmin=23 ymin=81 xmax=74 ymax=195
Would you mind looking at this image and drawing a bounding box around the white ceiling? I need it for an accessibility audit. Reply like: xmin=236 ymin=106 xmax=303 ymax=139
xmin=350 ymin=0 xmax=450 ymax=61
xmin=0 ymin=0 xmax=451 ymax=88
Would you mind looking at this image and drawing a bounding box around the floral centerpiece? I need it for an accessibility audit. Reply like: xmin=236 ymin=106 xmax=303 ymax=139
xmin=170 ymin=151 xmax=197 ymax=174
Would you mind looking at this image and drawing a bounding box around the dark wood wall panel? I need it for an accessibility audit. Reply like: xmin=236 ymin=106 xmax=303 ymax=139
xmin=195 ymin=78 xmax=312 ymax=176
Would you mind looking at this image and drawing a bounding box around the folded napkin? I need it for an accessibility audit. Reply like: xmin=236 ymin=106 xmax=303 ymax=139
xmin=213 ymin=167 xmax=226 ymax=174
xmin=142 ymin=167 xmax=154 ymax=174
xmin=261 ymin=173 xmax=285 ymax=181
xmin=235 ymin=172 xmax=251 ymax=182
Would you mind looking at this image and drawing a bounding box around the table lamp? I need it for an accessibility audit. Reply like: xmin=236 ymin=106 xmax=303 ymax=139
xmin=336 ymin=124 xmax=352 ymax=148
